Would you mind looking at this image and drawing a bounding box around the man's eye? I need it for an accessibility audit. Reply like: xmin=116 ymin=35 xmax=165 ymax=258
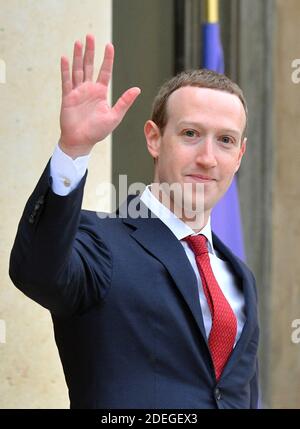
xmin=220 ymin=136 xmax=234 ymax=144
xmin=184 ymin=130 xmax=197 ymax=138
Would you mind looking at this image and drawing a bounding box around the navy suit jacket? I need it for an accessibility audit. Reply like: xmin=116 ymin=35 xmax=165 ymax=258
xmin=9 ymin=161 xmax=259 ymax=409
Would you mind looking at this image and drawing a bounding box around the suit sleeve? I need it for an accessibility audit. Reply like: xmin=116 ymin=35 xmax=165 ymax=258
xmin=9 ymin=160 xmax=112 ymax=317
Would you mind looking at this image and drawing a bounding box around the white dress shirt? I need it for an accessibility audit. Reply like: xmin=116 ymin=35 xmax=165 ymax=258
xmin=50 ymin=144 xmax=91 ymax=196
xmin=50 ymin=144 xmax=246 ymax=345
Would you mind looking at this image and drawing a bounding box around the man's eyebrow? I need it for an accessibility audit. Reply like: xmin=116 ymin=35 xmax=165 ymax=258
xmin=219 ymin=128 xmax=241 ymax=137
xmin=177 ymin=121 xmax=241 ymax=136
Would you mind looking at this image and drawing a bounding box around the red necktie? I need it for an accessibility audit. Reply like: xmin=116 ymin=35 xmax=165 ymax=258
xmin=185 ymin=234 xmax=237 ymax=381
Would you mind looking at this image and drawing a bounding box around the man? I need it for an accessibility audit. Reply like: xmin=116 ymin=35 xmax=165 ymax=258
xmin=9 ymin=34 xmax=259 ymax=409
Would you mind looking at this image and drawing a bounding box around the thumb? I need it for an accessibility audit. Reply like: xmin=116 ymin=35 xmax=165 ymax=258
xmin=112 ymin=87 xmax=141 ymax=124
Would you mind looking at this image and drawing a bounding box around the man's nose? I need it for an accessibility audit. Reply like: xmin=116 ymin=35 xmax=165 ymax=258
xmin=195 ymin=138 xmax=217 ymax=168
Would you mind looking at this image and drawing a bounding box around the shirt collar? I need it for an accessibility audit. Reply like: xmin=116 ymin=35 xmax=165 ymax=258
xmin=140 ymin=185 xmax=215 ymax=255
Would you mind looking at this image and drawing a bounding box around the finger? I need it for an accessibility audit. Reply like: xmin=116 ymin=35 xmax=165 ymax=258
xmin=72 ymin=40 xmax=83 ymax=88
xmin=60 ymin=56 xmax=72 ymax=96
xmin=112 ymin=87 xmax=141 ymax=123
xmin=96 ymin=43 xmax=114 ymax=89
xmin=83 ymin=34 xmax=95 ymax=81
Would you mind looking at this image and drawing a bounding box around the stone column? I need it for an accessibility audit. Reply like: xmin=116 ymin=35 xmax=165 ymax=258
xmin=271 ymin=0 xmax=300 ymax=409
xmin=0 ymin=0 xmax=111 ymax=408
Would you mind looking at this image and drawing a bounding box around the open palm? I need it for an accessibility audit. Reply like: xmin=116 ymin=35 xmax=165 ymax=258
xmin=59 ymin=35 xmax=140 ymax=158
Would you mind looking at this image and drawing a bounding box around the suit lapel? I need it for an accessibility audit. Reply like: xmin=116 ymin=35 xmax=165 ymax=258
xmin=121 ymin=196 xmax=208 ymax=342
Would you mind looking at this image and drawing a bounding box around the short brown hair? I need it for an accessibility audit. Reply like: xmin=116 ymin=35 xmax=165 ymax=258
xmin=151 ymin=69 xmax=248 ymax=138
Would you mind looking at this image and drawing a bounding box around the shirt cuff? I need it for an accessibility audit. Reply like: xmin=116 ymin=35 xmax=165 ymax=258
xmin=50 ymin=144 xmax=91 ymax=196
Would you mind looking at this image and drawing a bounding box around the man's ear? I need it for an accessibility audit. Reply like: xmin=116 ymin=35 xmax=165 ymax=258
xmin=235 ymin=137 xmax=247 ymax=173
xmin=144 ymin=120 xmax=161 ymax=159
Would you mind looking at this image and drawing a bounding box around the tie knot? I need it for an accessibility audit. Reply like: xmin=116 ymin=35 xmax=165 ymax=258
xmin=185 ymin=234 xmax=208 ymax=256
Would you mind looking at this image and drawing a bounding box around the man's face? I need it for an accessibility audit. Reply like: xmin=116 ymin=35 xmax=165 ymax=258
xmin=145 ymin=86 xmax=247 ymax=221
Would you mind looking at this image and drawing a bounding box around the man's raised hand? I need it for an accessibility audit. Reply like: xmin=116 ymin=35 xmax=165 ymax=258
xmin=59 ymin=34 xmax=141 ymax=159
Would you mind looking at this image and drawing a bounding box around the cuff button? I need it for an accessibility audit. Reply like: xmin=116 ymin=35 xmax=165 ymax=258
xmin=63 ymin=178 xmax=71 ymax=187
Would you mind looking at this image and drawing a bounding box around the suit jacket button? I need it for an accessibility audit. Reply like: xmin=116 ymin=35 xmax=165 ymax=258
xmin=214 ymin=387 xmax=222 ymax=401
xmin=28 ymin=214 xmax=35 ymax=224
xmin=37 ymin=195 xmax=44 ymax=204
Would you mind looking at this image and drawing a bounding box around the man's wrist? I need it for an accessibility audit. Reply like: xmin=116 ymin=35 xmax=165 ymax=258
xmin=58 ymin=137 xmax=93 ymax=160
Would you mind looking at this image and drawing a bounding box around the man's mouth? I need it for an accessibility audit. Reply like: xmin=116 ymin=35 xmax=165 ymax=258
xmin=185 ymin=174 xmax=216 ymax=183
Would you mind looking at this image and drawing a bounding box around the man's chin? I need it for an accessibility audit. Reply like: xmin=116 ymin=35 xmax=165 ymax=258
xmin=203 ymin=193 xmax=224 ymax=213
xmin=177 ymin=203 xmax=206 ymax=228
xmin=172 ymin=193 xmax=205 ymax=223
